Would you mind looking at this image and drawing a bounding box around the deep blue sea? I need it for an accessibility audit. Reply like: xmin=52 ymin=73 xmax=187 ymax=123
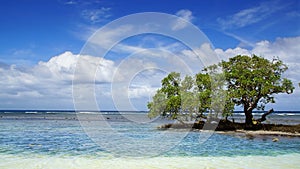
xmin=0 ymin=110 xmax=299 ymax=169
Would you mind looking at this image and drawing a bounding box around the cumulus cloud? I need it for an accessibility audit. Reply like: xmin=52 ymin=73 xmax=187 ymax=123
xmin=1 ymin=35 xmax=299 ymax=110
xmin=128 ymin=85 xmax=157 ymax=99
xmin=181 ymin=43 xmax=219 ymax=67
xmin=0 ymin=51 xmax=117 ymax=109
xmin=34 ymin=51 xmax=77 ymax=81
xmin=172 ymin=9 xmax=194 ymax=30
xmin=215 ymin=37 xmax=300 ymax=68
xmin=215 ymin=47 xmax=251 ymax=60
xmin=215 ymin=36 xmax=300 ymax=110
xmin=0 ymin=50 xmax=171 ymax=110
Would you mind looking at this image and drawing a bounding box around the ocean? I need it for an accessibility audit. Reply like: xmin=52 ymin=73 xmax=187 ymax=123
xmin=0 ymin=110 xmax=299 ymax=169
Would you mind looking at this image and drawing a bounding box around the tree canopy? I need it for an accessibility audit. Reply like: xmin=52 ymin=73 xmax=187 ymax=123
xmin=147 ymin=55 xmax=294 ymax=127
xmin=147 ymin=71 xmax=221 ymax=122
xmin=220 ymin=55 xmax=294 ymax=127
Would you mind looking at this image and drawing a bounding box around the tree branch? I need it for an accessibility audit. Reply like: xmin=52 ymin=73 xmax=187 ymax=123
xmin=256 ymin=108 xmax=274 ymax=122
xmin=249 ymin=85 xmax=262 ymax=111
xmin=196 ymin=113 xmax=207 ymax=119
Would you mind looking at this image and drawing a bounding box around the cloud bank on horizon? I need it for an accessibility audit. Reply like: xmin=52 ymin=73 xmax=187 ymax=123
xmin=0 ymin=0 xmax=299 ymax=110
xmin=1 ymin=36 xmax=299 ymax=110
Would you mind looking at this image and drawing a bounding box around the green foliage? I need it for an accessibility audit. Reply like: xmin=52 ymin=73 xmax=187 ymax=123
xmin=220 ymin=55 xmax=294 ymax=125
xmin=161 ymin=72 xmax=181 ymax=119
xmin=161 ymin=72 xmax=181 ymax=98
xmin=148 ymin=72 xmax=216 ymax=120
xmin=221 ymin=55 xmax=294 ymax=111
xmin=180 ymin=75 xmax=199 ymax=116
xmin=147 ymin=89 xmax=167 ymax=118
xmin=195 ymin=73 xmax=212 ymax=114
xmin=148 ymin=72 xmax=181 ymax=119
xmin=148 ymin=55 xmax=294 ymax=124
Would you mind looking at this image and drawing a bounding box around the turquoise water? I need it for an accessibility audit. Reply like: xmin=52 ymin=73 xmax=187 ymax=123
xmin=0 ymin=111 xmax=300 ymax=168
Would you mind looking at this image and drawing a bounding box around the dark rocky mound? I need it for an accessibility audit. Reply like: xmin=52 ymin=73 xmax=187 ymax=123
xmin=159 ymin=119 xmax=300 ymax=133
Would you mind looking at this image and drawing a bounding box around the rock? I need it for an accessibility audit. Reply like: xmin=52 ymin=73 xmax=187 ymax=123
xmin=272 ymin=137 xmax=279 ymax=142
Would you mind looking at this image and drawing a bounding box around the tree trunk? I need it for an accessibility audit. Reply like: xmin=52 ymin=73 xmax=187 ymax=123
xmin=256 ymin=108 xmax=274 ymax=123
xmin=244 ymin=107 xmax=253 ymax=129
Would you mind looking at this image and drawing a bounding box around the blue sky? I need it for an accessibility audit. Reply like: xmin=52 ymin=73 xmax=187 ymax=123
xmin=0 ymin=0 xmax=299 ymax=110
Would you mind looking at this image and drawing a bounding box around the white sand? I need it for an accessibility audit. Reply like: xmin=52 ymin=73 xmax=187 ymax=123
xmin=217 ymin=130 xmax=300 ymax=137
xmin=0 ymin=153 xmax=299 ymax=169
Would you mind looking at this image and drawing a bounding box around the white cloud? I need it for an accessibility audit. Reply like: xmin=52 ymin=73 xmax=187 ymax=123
xmin=0 ymin=50 xmax=169 ymax=110
xmin=35 ymin=51 xmax=77 ymax=81
xmin=1 ymin=35 xmax=299 ymax=110
xmin=58 ymin=0 xmax=79 ymax=5
xmin=81 ymin=7 xmax=111 ymax=24
xmin=0 ymin=51 xmax=117 ymax=109
xmin=127 ymin=70 xmax=168 ymax=100
xmin=63 ymin=0 xmax=78 ymax=5
xmin=176 ymin=9 xmax=193 ymax=22
xmin=88 ymin=24 xmax=135 ymax=49
xmin=172 ymin=9 xmax=194 ymax=30
xmin=180 ymin=43 xmax=222 ymax=72
xmin=221 ymin=31 xmax=256 ymax=48
xmin=128 ymin=85 xmax=157 ymax=99
xmin=215 ymin=36 xmax=300 ymax=110
xmin=218 ymin=1 xmax=285 ymax=29
xmin=215 ymin=37 xmax=300 ymax=69
xmin=215 ymin=47 xmax=251 ymax=61
xmin=252 ymin=37 xmax=300 ymax=62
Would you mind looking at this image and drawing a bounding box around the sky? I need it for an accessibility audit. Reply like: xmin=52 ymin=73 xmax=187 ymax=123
xmin=0 ymin=0 xmax=299 ymax=111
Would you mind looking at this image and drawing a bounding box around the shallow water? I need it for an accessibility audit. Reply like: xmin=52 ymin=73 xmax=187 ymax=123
xmin=0 ymin=111 xmax=299 ymax=168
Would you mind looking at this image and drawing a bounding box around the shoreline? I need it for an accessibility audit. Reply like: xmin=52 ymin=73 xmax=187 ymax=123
xmin=0 ymin=153 xmax=299 ymax=169
xmin=216 ymin=129 xmax=300 ymax=137
xmin=163 ymin=128 xmax=300 ymax=137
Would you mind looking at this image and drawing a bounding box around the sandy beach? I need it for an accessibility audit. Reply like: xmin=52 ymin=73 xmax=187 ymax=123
xmin=217 ymin=130 xmax=300 ymax=137
xmin=1 ymin=153 xmax=300 ymax=169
